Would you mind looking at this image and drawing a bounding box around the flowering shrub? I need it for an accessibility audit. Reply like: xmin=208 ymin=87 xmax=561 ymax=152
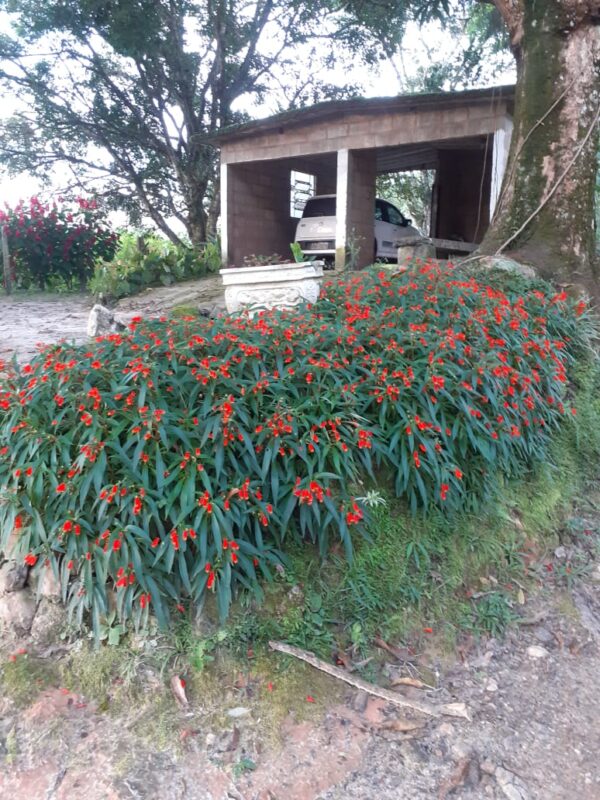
xmin=0 ymin=196 xmax=117 ymax=289
xmin=0 ymin=264 xmax=591 ymax=632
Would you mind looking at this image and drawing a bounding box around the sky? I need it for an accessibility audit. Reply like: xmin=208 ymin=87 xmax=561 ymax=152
xmin=0 ymin=11 xmax=515 ymax=212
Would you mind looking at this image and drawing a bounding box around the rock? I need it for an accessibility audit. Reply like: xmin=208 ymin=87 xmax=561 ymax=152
xmin=481 ymin=758 xmax=496 ymax=775
xmin=533 ymin=626 xmax=554 ymax=645
xmin=465 ymin=757 xmax=481 ymax=788
xmin=0 ymin=589 xmax=37 ymax=636
xmin=226 ymin=706 xmax=250 ymax=719
xmin=477 ymin=255 xmax=537 ymax=280
xmin=198 ymin=300 xmax=226 ymax=319
xmin=554 ymin=546 xmax=567 ymax=560
xmin=397 ymin=239 xmax=436 ymax=264
xmin=87 ymin=304 xmax=126 ymax=337
xmin=0 ymin=561 xmax=28 ymax=593
xmin=527 ymin=645 xmax=550 ymax=659
xmin=29 ymin=563 xmax=62 ymax=600
xmin=351 ymin=690 xmax=369 ymax=713
xmin=495 ymin=765 xmax=530 ymax=800
xmin=437 ymin=722 xmax=455 ymax=737
xmin=485 ymin=678 xmax=499 ymax=692
xmin=30 ymin=598 xmax=66 ymax=645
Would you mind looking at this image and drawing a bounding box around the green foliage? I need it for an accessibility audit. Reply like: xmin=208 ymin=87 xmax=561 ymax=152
xmin=89 ymin=233 xmax=222 ymax=300
xmin=377 ymin=171 xmax=434 ymax=234
xmin=0 ymin=264 xmax=594 ymax=636
xmin=0 ymin=196 xmax=117 ymax=289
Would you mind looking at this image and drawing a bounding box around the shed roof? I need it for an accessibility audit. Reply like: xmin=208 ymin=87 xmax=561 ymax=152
xmin=210 ymin=84 xmax=515 ymax=145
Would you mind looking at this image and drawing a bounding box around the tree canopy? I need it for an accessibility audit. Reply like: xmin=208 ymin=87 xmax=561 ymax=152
xmin=0 ymin=0 xmax=417 ymax=245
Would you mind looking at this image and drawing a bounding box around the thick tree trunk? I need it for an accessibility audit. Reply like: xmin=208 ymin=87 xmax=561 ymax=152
xmin=481 ymin=0 xmax=600 ymax=295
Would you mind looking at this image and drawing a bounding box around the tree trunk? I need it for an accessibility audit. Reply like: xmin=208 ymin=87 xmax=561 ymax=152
xmin=186 ymin=201 xmax=208 ymax=248
xmin=481 ymin=0 xmax=600 ymax=296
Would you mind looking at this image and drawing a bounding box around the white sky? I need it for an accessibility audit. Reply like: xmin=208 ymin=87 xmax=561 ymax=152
xmin=0 ymin=13 xmax=515 ymax=212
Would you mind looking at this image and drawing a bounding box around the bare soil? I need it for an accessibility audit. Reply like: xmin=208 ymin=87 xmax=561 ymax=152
xmin=1 ymin=544 xmax=599 ymax=799
xmin=0 ymin=276 xmax=224 ymax=363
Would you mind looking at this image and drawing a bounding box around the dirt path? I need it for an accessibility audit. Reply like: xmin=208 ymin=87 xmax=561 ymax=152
xmin=0 ymin=276 xmax=224 ymax=362
xmin=1 ymin=557 xmax=600 ymax=799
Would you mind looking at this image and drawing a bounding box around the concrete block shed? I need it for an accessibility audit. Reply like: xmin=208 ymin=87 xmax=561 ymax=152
xmin=211 ymin=85 xmax=514 ymax=269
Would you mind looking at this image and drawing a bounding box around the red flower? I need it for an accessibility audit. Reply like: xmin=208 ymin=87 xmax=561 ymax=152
xmin=24 ymin=553 xmax=37 ymax=566
xmin=56 ymin=483 xmax=66 ymax=493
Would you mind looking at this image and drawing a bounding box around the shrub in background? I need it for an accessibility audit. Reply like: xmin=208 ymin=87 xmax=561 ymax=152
xmin=90 ymin=232 xmax=222 ymax=300
xmin=0 ymin=196 xmax=117 ymax=289
xmin=0 ymin=263 xmax=593 ymax=634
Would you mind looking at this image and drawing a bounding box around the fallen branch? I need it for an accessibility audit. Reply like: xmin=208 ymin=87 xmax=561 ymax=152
xmin=268 ymin=640 xmax=469 ymax=720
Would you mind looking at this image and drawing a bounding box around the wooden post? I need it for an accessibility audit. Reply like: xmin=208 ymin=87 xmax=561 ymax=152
xmin=1 ymin=226 xmax=11 ymax=295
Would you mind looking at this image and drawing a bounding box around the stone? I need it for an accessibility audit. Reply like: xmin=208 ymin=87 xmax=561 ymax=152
xmin=397 ymin=238 xmax=436 ymax=264
xmin=495 ymin=765 xmax=530 ymax=800
xmin=526 ymin=645 xmax=550 ymax=659
xmin=0 ymin=589 xmax=37 ymax=636
xmin=533 ymin=626 xmax=554 ymax=645
xmin=477 ymin=255 xmax=537 ymax=280
xmin=29 ymin=598 xmax=66 ymax=646
xmin=0 ymin=561 xmax=28 ymax=593
xmin=87 ymin=304 xmax=126 ymax=338
xmin=29 ymin=564 xmax=62 ymax=600
xmin=485 ymin=678 xmax=499 ymax=692
xmin=220 ymin=261 xmax=324 ymax=315
xmin=351 ymin=690 xmax=369 ymax=713
xmin=226 ymin=706 xmax=250 ymax=718
xmin=437 ymin=722 xmax=455 ymax=737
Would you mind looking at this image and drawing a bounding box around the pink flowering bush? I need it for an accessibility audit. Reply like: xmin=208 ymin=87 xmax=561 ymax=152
xmin=0 ymin=196 xmax=117 ymax=289
xmin=0 ymin=263 xmax=592 ymax=632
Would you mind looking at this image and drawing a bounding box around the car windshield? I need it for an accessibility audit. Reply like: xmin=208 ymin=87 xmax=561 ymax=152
xmin=301 ymin=197 xmax=336 ymax=217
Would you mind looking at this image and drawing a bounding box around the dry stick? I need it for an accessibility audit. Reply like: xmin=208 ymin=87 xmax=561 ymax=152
xmin=269 ymin=640 xmax=470 ymax=720
xmin=495 ymin=101 xmax=600 ymax=256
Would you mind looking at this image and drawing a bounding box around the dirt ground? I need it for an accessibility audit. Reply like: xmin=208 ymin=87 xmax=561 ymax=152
xmin=1 ymin=560 xmax=600 ymax=800
xmin=0 ymin=277 xmax=225 ymax=362
xmin=1 ymin=285 xmax=600 ymax=799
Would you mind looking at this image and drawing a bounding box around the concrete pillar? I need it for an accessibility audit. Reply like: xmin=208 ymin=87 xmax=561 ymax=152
xmin=335 ymin=149 xmax=376 ymax=269
xmin=221 ymin=161 xmax=297 ymax=266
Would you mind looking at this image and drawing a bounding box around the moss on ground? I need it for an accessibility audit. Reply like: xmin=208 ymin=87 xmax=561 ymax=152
xmin=0 ymin=654 xmax=59 ymax=706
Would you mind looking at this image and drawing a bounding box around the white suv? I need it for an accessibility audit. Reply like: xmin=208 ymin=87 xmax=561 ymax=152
xmin=295 ymin=195 xmax=420 ymax=263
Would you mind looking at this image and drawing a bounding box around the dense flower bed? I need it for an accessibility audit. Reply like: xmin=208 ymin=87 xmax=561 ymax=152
xmin=0 ymin=264 xmax=590 ymax=630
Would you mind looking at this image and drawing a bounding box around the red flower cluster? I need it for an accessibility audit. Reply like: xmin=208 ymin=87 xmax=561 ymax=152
xmin=0 ymin=262 xmax=589 ymax=630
